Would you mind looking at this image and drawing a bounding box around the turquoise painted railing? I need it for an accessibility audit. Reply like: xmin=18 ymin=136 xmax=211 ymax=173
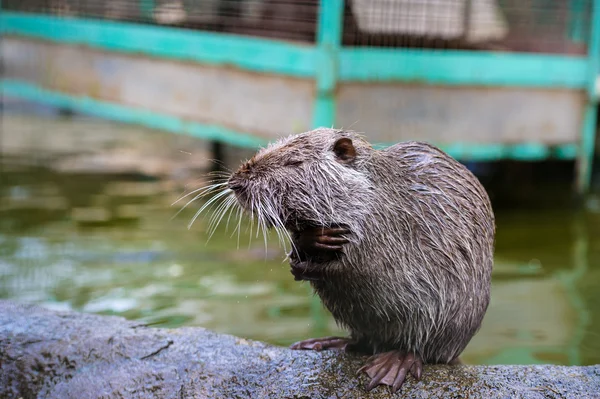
xmin=0 ymin=11 xmax=591 ymax=88
xmin=579 ymin=0 xmax=600 ymax=192
xmin=1 ymin=0 xmax=599 ymax=192
xmin=139 ymin=0 xmax=154 ymax=20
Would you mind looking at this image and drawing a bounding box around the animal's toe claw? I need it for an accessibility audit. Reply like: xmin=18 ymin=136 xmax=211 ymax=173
xmin=358 ymin=350 xmax=423 ymax=393
xmin=410 ymin=359 xmax=423 ymax=380
xmin=290 ymin=337 xmax=350 ymax=351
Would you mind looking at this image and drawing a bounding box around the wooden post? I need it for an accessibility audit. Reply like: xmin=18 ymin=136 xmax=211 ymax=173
xmin=140 ymin=0 xmax=155 ymax=21
xmin=575 ymin=0 xmax=600 ymax=194
xmin=312 ymin=0 xmax=344 ymax=129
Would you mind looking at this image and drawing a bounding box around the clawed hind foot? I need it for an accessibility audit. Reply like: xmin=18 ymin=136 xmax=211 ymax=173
xmin=357 ymin=351 xmax=423 ymax=393
xmin=291 ymin=340 xmax=423 ymax=392
xmin=290 ymin=336 xmax=352 ymax=351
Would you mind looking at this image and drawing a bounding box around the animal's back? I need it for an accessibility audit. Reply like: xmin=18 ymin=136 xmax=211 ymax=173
xmin=387 ymin=141 xmax=495 ymax=357
xmin=384 ymin=141 xmax=493 ymax=217
xmin=313 ymin=140 xmax=495 ymax=363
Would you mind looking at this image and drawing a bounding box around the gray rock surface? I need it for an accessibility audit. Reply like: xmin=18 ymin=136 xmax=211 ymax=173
xmin=1 ymin=300 xmax=599 ymax=399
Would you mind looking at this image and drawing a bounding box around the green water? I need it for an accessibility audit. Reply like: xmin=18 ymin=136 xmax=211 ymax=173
xmin=1 ymin=114 xmax=599 ymax=367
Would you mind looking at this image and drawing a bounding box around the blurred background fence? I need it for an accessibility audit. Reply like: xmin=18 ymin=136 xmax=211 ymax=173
xmin=2 ymin=0 xmax=599 ymax=192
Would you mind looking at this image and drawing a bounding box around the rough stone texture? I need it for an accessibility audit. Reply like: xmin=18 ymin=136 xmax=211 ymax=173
xmin=1 ymin=300 xmax=599 ymax=399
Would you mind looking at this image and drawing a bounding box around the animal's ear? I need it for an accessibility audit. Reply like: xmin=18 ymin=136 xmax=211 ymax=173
xmin=333 ymin=138 xmax=356 ymax=163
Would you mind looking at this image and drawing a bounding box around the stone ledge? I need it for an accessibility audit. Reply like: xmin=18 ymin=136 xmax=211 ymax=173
xmin=1 ymin=300 xmax=598 ymax=399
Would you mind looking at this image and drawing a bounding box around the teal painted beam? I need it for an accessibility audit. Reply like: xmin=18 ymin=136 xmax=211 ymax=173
xmin=577 ymin=103 xmax=599 ymax=193
xmin=140 ymin=0 xmax=155 ymax=20
xmin=585 ymin=0 xmax=600 ymax=101
xmin=338 ymin=49 xmax=588 ymax=88
xmin=316 ymin=0 xmax=343 ymax=47
xmin=1 ymin=79 xmax=268 ymax=149
xmin=440 ymin=143 xmax=578 ymax=161
xmin=568 ymin=0 xmax=587 ymax=43
xmin=312 ymin=0 xmax=343 ymax=129
xmin=576 ymin=0 xmax=600 ymax=194
xmin=0 ymin=12 xmax=318 ymax=78
xmin=373 ymin=141 xmax=578 ymax=161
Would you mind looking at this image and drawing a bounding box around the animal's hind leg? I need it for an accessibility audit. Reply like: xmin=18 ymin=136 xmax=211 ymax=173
xmin=290 ymin=336 xmax=353 ymax=351
xmin=357 ymin=350 xmax=423 ymax=393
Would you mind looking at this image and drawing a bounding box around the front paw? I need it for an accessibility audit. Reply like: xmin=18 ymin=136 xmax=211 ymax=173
xmin=296 ymin=226 xmax=350 ymax=259
xmin=290 ymin=260 xmax=321 ymax=281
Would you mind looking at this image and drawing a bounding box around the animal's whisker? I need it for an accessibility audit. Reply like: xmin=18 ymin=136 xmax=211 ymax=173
xmin=206 ymin=159 xmax=234 ymax=173
xmin=205 ymin=169 xmax=232 ymax=178
xmin=270 ymin=210 xmax=293 ymax=254
xmin=188 ymin=188 xmax=232 ymax=229
xmin=194 ymin=192 xmax=232 ymax=238
xmin=170 ymin=186 xmax=226 ymax=222
xmin=205 ymin=173 xmax=233 ymax=182
xmin=206 ymin=193 xmax=234 ymax=237
xmin=257 ymin=202 xmax=270 ymax=255
xmin=207 ymin=195 xmax=236 ymax=243
xmin=248 ymin=200 xmax=255 ymax=249
xmin=270 ymin=217 xmax=284 ymax=251
xmin=171 ymin=181 xmax=228 ymax=207
xmin=224 ymin=199 xmax=238 ymax=232
xmin=236 ymin=205 xmax=243 ymax=249
xmin=255 ymin=203 xmax=264 ymax=240
xmin=201 ymin=198 xmax=229 ymax=244
xmin=181 ymin=172 xmax=229 ymax=190
xmin=230 ymin=205 xmax=243 ymax=239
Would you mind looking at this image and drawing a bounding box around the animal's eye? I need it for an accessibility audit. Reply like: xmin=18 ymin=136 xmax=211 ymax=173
xmin=284 ymin=159 xmax=303 ymax=167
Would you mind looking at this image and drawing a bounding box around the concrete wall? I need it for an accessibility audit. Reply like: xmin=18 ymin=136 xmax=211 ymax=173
xmin=4 ymin=37 xmax=585 ymax=146
xmin=337 ymin=83 xmax=584 ymax=145
xmin=3 ymin=37 xmax=315 ymax=140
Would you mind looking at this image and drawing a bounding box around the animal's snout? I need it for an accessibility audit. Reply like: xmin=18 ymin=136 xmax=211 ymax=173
xmin=228 ymin=175 xmax=245 ymax=192
xmin=230 ymin=159 xmax=256 ymax=188
xmin=229 ymin=160 xmax=254 ymax=192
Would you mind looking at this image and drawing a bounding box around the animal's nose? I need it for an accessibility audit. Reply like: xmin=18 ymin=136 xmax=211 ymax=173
xmin=239 ymin=161 xmax=252 ymax=174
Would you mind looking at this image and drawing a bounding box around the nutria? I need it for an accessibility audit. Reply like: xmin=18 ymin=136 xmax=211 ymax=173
xmin=223 ymin=128 xmax=495 ymax=392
